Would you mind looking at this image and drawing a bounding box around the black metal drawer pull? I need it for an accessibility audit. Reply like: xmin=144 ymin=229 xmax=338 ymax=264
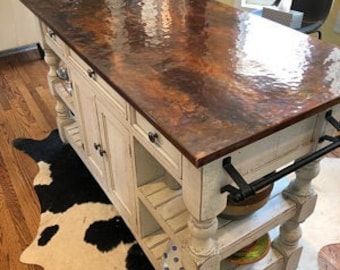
xmin=94 ymin=143 xmax=100 ymax=150
xmin=87 ymin=69 xmax=96 ymax=79
xmin=221 ymin=110 xmax=340 ymax=203
xmin=148 ymin=132 xmax=158 ymax=143
xmin=48 ymin=31 xmax=56 ymax=39
xmin=99 ymin=149 xmax=106 ymax=157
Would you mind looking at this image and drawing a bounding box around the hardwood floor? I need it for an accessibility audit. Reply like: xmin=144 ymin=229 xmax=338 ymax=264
xmin=0 ymin=49 xmax=339 ymax=270
xmin=0 ymin=49 xmax=55 ymax=270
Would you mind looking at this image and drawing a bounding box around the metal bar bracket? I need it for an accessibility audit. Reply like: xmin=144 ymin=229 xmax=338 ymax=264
xmin=326 ymin=110 xmax=340 ymax=131
xmin=221 ymin=110 xmax=340 ymax=203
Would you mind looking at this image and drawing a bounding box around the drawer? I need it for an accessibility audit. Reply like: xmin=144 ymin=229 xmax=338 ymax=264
xmin=67 ymin=48 xmax=127 ymax=119
xmin=205 ymin=104 xmax=340 ymax=193
xmin=45 ymin=27 xmax=66 ymax=59
xmin=132 ymin=110 xmax=182 ymax=180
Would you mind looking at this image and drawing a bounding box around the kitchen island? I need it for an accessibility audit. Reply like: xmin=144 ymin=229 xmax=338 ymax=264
xmin=20 ymin=0 xmax=340 ymax=269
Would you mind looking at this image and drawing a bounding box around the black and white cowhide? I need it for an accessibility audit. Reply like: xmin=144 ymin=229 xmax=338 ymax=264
xmin=13 ymin=130 xmax=154 ymax=270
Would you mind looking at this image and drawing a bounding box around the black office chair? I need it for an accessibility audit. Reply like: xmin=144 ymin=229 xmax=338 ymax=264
xmin=251 ymin=0 xmax=333 ymax=39
xmin=290 ymin=0 xmax=334 ymax=39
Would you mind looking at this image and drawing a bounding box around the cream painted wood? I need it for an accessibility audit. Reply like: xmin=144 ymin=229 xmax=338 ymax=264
xmin=137 ymin=175 xmax=297 ymax=269
xmin=96 ymin=96 xmax=136 ymax=229
xmin=271 ymin=111 xmax=327 ymax=270
xmin=0 ymin=0 xmax=40 ymax=51
xmin=43 ymin=46 xmax=59 ymax=95
xmin=54 ymin=82 xmax=75 ymax=115
xmin=67 ymin=48 xmax=128 ymax=119
xmin=200 ymin=115 xmax=318 ymax=207
xmin=64 ymin=122 xmax=82 ymax=150
xmin=131 ymin=110 xmax=182 ymax=181
xmin=137 ymin=204 xmax=169 ymax=269
xmin=44 ymin=28 xmax=66 ymax=60
xmin=70 ymin=67 xmax=106 ymax=183
xmin=43 ymin=45 xmax=73 ymax=143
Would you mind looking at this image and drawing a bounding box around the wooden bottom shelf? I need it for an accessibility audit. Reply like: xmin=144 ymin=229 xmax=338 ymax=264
xmin=143 ymin=230 xmax=169 ymax=264
xmin=54 ymin=81 xmax=75 ymax=114
xmin=64 ymin=121 xmax=82 ymax=149
xmin=221 ymin=247 xmax=284 ymax=270
xmin=137 ymin=177 xmax=296 ymax=268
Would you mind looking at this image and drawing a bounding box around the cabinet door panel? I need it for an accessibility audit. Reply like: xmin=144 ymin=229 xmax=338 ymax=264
xmin=97 ymin=102 xmax=135 ymax=227
xmin=72 ymin=70 xmax=105 ymax=183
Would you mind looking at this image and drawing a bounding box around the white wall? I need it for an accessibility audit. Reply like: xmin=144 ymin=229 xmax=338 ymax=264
xmin=0 ymin=0 xmax=40 ymax=52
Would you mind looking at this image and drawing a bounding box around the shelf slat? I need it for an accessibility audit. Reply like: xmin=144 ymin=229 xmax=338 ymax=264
xmin=54 ymin=82 xmax=75 ymax=114
xmin=137 ymin=177 xmax=296 ymax=268
xmin=217 ymin=194 xmax=296 ymax=259
xmin=64 ymin=121 xmax=83 ymax=154
xmin=140 ymin=230 xmax=169 ymax=269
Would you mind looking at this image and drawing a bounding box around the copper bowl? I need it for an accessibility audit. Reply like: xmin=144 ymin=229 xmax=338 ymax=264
xmin=219 ymin=184 xmax=274 ymax=220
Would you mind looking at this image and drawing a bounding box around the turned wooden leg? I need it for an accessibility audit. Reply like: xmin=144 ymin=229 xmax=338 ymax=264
xmin=44 ymin=46 xmax=59 ymax=96
xmin=181 ymin=159 xmax=227 ymax=270
xmin=187 ymin=216 xmax=218 ymax=257
xmin=273 ymin=160 xmax=320 ymax=270
xmin=44 ymin=45 xmax=72 ymax=142
xmin=55 ymin=97 xmax=72 ymax=143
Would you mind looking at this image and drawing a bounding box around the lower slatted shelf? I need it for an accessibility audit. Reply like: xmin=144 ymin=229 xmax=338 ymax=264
xmin=137 ymin=177 xmax=296 ymax=268
xmin=64 ymin=121 xmax=82 ymax=148
xmin=221 ymin=247 xmax=284 ymax=270
xmin=54 ymin=82 xmax=75 ymax=114
xmin=140 ymin=229 xmax=169 ymax=269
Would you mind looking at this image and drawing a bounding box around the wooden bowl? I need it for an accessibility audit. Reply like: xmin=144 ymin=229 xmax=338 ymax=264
xmin=219 ymin=184 xmax=274 ymax=220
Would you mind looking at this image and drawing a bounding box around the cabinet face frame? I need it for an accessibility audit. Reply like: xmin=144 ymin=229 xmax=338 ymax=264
xmin=70 ymin=67 xmax=106 ymax=184
xmin=96 ymin=96 xmax=137 ymax=229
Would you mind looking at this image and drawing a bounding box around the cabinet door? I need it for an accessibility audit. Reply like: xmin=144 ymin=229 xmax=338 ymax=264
xmin=71 ymin=70 xmax=106 ymax=184
xmin=97 ymin=100 xmax=135 ymax=228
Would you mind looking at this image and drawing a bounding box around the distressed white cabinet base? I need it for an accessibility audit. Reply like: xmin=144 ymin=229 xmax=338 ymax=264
xmin=38 ymin=19 xmax=340 ymax=270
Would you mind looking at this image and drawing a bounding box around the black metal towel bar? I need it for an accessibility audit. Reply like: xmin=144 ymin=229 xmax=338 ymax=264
xmin=220 ymin=110 xmax=340 ymax=203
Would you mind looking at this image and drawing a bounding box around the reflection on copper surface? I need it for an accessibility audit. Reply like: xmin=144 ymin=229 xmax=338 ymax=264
xmin=324 ymin=48 xmax=340 ymax=95
xmin=235 ymin=13 xmax=311 ymax=90
xmin=21 ymin=0 xmax=340 ymax=166
xmin=140 ymin=0 xmax=172 ymax=47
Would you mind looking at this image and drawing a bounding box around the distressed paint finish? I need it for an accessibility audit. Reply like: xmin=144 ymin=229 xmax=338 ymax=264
xmin=21 ymin=0 xmax=340 ymax=167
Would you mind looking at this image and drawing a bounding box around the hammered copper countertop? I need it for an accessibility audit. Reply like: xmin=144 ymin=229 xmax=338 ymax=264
xmin=20 ymin=0 xmax=340 ymax=167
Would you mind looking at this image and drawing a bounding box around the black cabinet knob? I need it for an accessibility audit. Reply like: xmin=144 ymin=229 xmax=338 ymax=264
xmin=148 ymin=132 xmax=158 ymax=143
xmin=94 ymin=143 xmax=100 ymax=150
xmin=87 ymin=69 xmax=95 ymax=79
xmin=48 ymin=31 xmax=56 ymax=38
xmin=99 ymin=149 xmax=106 ymax=157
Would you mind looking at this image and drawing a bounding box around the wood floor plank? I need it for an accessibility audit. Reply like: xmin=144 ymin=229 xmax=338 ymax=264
xmin=0 ymin=73 xmax=12 ymax=111
xmin=0 ymin=49 xmax=51 ymax=270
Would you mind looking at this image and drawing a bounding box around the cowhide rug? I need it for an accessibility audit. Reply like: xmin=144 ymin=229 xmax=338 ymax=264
xmin=13 ymin=130 xmax=154 ymax=270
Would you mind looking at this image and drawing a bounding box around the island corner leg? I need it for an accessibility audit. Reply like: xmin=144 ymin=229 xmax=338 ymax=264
xmin=181 ymin=159 xmax=227 ymax=270
xmin=43 ymin=45 xmax=71 ymax=142
xmin=187 ymin=215 xmax=219 ymax=258
xmin=55 ymin=96 xmax=72 ymax=143
xmin=44 ymin=46 xmax=59 ymax=95
xmin=273 ymin=160 xmax=320 ymax=270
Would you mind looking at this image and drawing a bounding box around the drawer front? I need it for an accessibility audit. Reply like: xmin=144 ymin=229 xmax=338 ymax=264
xmin=133 ymin=110 xmax=182 ymax=180
xmin=67 ymin=48 xmax=127 ymax=119
xmin=45 ymin=27 xmax=65 ymax=59
xmin=205 ymin=104 xmax=340 ymax=192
